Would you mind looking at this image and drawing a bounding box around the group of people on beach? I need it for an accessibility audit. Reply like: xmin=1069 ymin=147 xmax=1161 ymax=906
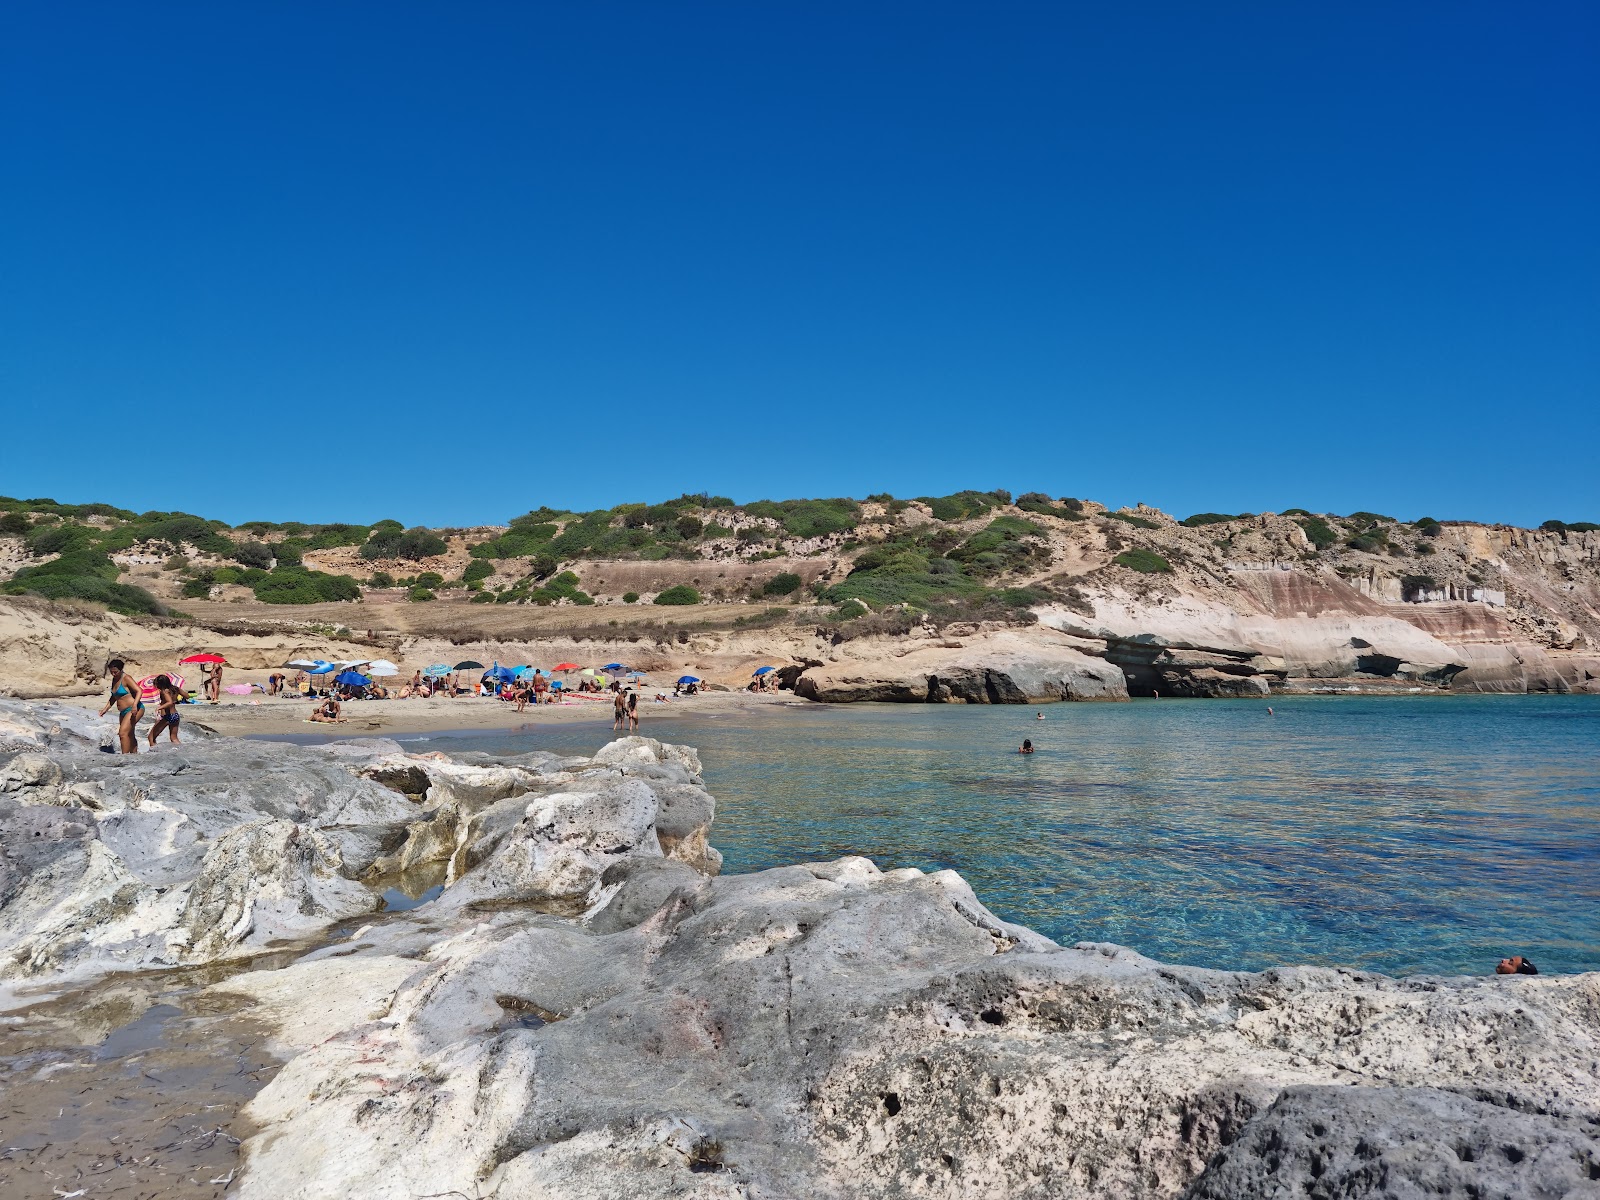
xmin=99 ymin=660 xmax=184 ymax=753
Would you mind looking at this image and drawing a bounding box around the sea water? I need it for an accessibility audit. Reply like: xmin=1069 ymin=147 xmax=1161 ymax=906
xmin=405 ymin=694 xmax=1600 ymax=976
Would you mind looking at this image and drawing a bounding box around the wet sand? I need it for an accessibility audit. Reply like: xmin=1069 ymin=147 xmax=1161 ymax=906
xmin=0 ymin=970 xmax=282 ymax=1199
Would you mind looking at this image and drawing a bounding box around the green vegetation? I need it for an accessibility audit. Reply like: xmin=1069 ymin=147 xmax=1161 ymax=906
xmin=913 ymin=490 xmax=1002 ymax=523
xmin=2 ymin=550 xmax=164 ymax=615
xmin=1016 ymin=493 xmax=1085 ymax=520
xmin=1105 ymin=512 xmax=1160 ymax=529
xmin=1541 ymin=519 xmax=1600 ymax=533
xmin=763 ymin=572 xmax=802 ymax=596
xmin=1181 ymin=512 xmax=1249 ymax=527
xmin=462 ymin=559 xmax=493 ymax=583
xmin=233 ymin=541 xmax=275 ymax=569
xmin=408 ymin=586 xmax=436 ymax=602
xmin=1112 ymin=549 xmax=1172 ymax=573
xmin=833 ymin=598 xmax=868 ymax=620
xmin=250 ymin=568 xmax=363 ymax=605
xmin=654 ymin=584 xmax=701 ymax=605
xmin=361 ymin=526 xmax=447 ymax=561
xmin=1297 ymin=516 xmax=1338 ymax=549
xmin=622 ymin=591 xmax=640 ymax=603
xmin=741 ymin=497 xmax=859 ymax=539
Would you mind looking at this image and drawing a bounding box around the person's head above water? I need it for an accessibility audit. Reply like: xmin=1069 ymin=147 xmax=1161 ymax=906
xmin=1020 ymin=739 xmax=1034 ymax=752
xmin=1496 ymin=956 xmax=1539 ymax=975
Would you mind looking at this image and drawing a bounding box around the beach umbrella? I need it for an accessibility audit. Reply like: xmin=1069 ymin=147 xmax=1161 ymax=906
xmin=676 ymin=675 xmax=701 ymax=685
xmin=422 ymin=664 xmax=451 ymax=677
xmin=753 ymin=666 xmax=777 ymax=676
xmin=136 ymin=673 xmax=185 ymax=700
xmin=554 ymin=662 xmax=580 ymax=672
xmin=601 ymin=662 xmax=625 ymax=671
xmin=367 ymin=663 xmax=399 ymax=677
xmin=514 ymin=666 xmax=538 ymax=678
xmin=626 ymin=671 xmax=647 ymax=680
xmin=579 ymin=668 xmax=596 ymax=676
xmin=309 ymin=663 xmax=338 ymax=675
xmin=335 ymin=670 xmax=371 ymax=687
xmin=180 ymin=653 xmax=228 ymax=665
xmin=454 ymin=660 xmax=485 ymax=670
xmin=335 ymin=659 xmax=371 ymax=669
xmin=283 ymin=658 xmax=324 ymax=670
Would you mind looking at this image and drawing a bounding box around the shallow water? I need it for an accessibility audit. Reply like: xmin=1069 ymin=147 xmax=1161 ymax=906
xmin=410 ymin=694 xmax=1600 ymax=976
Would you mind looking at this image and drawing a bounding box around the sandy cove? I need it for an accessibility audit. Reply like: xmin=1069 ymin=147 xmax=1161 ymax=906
xmin=62 ymin=685 xmax=808 ymax=739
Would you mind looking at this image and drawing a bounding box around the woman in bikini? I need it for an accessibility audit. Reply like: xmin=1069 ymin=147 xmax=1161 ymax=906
xmin=98 ymin=659 xmax=145 ymax=753
xmin=147 ymin=674 xmax=184 ymax=747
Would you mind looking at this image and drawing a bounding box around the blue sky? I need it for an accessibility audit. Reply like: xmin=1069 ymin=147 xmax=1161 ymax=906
xmin=3 ymin=3 xmax=1595 ymax=528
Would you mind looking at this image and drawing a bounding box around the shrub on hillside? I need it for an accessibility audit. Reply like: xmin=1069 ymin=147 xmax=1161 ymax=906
xmin=1297 ymin=516 xmax=1338 ymax=549
xmin=368 ymin=571 xmax=396 ymax=588
xmin=654 ymin=584 xmax=701 ymax=605
xmin=233 ymin=541 xmax=275 ymax=569
xmin=462 ymin=559 xmax=493 ymax=582
xmin=408 ymin=586 xmax=436 ymax=602
xmin=676 ymin=515 xmax=703 ymax=539
xmin=763 ymin=572 xmax=801 ymax=596
xmin=1113 ymin=549 xmax=1171 ymax=573
xmin=622 ymin=591 xmax=640 ymax=603
xmin=361 ymin=526 xmax=447 ymax=561
xmin=25 ymin=523 xmax=97 ymax=557
xmin=0 ymin=512 xmax=29 ymax=535
xmin=251 ymin=568 xmax=362 ymax=605
xmin=1105 ymin=512 xmax=1160 ymax=529
xmin=1181 ymin=513 xmax=1248 ymax=527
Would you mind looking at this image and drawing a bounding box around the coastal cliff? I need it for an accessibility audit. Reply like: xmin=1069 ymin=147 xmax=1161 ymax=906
xmin=1 ymin=698 xmax=1596 ymax=1198
xmin=3 ymin=493 xmax=1600 ymax=702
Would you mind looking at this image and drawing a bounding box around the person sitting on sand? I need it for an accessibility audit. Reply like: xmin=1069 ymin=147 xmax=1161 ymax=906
xmin=99 ymin=659 xmax=145 ymax=754
xmin=1019 ymin=739 xmax=1035 ymax=754
xmin=1496 ymin=956 xmax=1539 ymax=975
xmin=147 ymin=674 xmax=184 ymax=747
xmin=310 ymin=697 xmax=345 ymax=724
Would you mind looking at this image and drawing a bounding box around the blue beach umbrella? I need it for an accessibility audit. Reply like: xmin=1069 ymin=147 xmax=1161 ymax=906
xmin=753 ymin=666 xmax=777 ymax=676
xmin=677 ymin=676 xmax=701 ymax=685
xmin=309 ymin=662 xmax=338 ymax=675
xmin=422 ymin=664 xmax=451 ymax=677
xmin=483 ymin=665 xmax=518 ymax=682
xmin=334 ymin=670 xmax=371 ymax=687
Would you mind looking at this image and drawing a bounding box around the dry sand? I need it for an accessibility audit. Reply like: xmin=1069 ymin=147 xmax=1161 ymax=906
xmin=63 ymin=687 xmax=809 ymax=739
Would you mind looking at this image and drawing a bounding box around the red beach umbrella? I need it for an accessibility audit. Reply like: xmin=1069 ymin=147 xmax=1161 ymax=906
xmin=180 ymin=653 xmax=228 ymax=665
xmin=554 ymin=662 xmax=581 ymax=671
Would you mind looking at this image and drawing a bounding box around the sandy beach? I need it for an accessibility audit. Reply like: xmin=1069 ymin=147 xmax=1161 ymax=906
xmin=64 ymin=686 xmax=811 ymax=739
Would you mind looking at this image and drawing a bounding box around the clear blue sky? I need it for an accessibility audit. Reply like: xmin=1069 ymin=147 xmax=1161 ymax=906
xmin=3 ymin=3 xmax=1596 ymax=528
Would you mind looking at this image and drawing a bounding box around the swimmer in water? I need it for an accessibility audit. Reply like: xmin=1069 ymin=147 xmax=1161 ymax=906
xmin=1036 ymin=711 xmax=1045 ymax=720
xmin=1019 ymin=739 xmax=1035 ymax=754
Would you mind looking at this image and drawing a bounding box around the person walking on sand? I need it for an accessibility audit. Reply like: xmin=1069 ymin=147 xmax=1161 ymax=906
xmin=147 ymin=674 xmax=184 ymax=747
xmin=613 ymin=690 xmax=627 ymax=731
xmin=626 ymin=688 xmax=639 ymax=732
xmin=99 ymin=659 xmax=145 ymax=753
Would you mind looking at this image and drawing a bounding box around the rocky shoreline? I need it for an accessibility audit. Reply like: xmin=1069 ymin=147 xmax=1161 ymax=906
xmin=2 ymin=698 xmax=1597 ymax=1197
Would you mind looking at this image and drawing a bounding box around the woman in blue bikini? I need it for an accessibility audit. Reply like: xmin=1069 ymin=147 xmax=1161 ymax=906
xmin=147 ymin=674 xmax=183 ymax=748
xmin=98 ymin=659 xmax=145 ymax=753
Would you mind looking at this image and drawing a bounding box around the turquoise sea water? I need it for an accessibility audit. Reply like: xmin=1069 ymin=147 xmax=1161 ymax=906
xmin=400 ymin=695 xmax=1599 ymax=977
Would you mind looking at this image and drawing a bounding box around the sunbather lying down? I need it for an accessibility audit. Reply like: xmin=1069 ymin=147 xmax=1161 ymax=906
xmin=309 ymin=698 xmax=346 ymax=723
